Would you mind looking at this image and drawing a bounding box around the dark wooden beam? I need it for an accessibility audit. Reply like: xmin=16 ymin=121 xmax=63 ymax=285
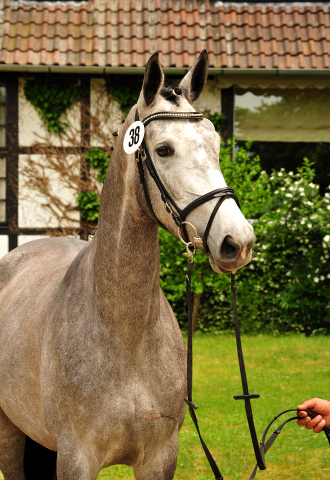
xmin=221 ymin=86 xmax=234 ymax=143
xmin=6 ymin=74 xmax=19 ymax=249
xmin=80 ymin=76 xmax=91 ymax=241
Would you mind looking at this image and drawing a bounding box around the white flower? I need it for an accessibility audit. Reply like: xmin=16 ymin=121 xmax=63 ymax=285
xmin=281 ymin=187 xmax=285 ymax=191
xmin=270 ymin=176 xmax=274 ymax=180
xmin=301 ymin=220 xmax=305 ymax=225
xmin=278 ymin=172 xmax=283 ymax=176
xmin=325 ymin=193 xmax=330 ymax=198
xmin=327 ymin=206 xmax=330 ymax=210
xmin=300 ymin=192 xmax=305 ymax=196
xmin=289 ymin=186 xmax=294 ymax=191
xmin=307 ymin=223 xmax=312 ymax=228
xmin=286 ymin=271 xmax=291 ymax=276
xmin=314 ymin=277 xmax=319 ymax=283
xmin=327 ymin=274 xmax=330 ymax=279
xmin=321 ymin=276 xmax=325 ymax=281
xmin=299 ymin=187 xmax=304 ymax=192
xmin=262 ymin=245 xmax=267 ymax=250
xmin=285 ymin=193 xmax=293 ymax=197
xmin=274 ymin=190 xmax=279 ymax=194
xmin=316 ymin=268 xmax=319 ymax=273
xmin=324 ymin=235 xmax=330 ymax=243
xmin=289 ymin=171 xmax=293 ymax=175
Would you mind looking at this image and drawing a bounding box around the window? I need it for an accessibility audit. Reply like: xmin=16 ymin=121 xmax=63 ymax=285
xmin=235 ymin=88 xmax=330 ymax=143
xmin=234 ymin=87 xmax=330 ymax=194
xmin=0 ymin=85 xmax=6 ymax=223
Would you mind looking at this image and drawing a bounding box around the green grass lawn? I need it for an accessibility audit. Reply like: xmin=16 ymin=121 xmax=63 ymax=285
xmin=98 ymin=334 xmax=330 ymax=480
xmin=1 ymin=334 xmax=329 ymax=480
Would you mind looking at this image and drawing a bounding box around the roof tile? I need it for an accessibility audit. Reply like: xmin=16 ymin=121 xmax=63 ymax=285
xmin=0 ymin=0 xmax=329 ymax=70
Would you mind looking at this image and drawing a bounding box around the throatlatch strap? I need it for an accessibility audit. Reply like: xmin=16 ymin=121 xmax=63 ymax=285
xmin=185 ymin=261 xmax=223 ymax=480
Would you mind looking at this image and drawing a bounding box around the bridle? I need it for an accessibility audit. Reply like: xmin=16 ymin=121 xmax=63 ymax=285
xmin=132 ymin=105 xmax=330 ymax=479
xmin=134 ymin=108 xmax=240 ymax=253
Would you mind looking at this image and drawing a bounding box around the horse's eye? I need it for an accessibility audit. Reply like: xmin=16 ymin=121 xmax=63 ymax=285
xmin=156 ymin=146 xmax=172 ymax=157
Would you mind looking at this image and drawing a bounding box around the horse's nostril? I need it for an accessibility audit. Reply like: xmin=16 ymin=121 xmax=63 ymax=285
xmin=220 ymin=235 xmax=239 ymax=260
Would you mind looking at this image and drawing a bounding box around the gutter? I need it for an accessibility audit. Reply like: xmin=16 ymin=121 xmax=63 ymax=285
xmin=0 ymin=64 xmax=330 ymax=76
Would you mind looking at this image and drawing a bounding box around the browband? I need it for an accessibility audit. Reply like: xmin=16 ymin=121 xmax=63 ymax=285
xmin=141 ymin=111 xmax=204 ymax=127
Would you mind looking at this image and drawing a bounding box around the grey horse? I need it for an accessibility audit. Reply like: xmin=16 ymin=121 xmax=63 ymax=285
xmin=0 ymin=51 xmax=255 ymax=480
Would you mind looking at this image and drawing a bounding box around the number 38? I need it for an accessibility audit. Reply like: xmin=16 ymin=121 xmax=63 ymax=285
xmin=128 ymin=126 xmax=140 ymax=147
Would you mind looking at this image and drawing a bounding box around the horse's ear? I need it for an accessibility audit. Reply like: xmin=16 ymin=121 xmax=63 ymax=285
xmin=179 ymin=50 xmax=209 ymax=104
xmin=139 ymin=53 xmax=164 ymax=107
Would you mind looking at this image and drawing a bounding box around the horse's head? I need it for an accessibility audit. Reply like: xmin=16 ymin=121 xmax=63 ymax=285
xmin=130 ymin=51 xmax=255 ymax=273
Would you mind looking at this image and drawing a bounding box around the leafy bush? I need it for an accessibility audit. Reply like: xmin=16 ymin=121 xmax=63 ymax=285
xmin=24 ymin=76 xmax=82 ymax=133
xmin=160 ymin=140 xmax=330 ymax=335
xmin=77 ymin=148 xmax=111 ymax=224
xmin=77 ymin=191 xmax=100 ymax=223
xmin=85 ymin=148 xmax=111 ymax=183
xmin=104 ymin=75 xmax=143 ymax=115
xmin=206 ymin=112 xmax=227 ymax=133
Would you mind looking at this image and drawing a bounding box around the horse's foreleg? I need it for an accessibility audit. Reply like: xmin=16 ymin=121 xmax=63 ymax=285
xmin=0 ymin=407 xmax=26 ymax=480
xmin=56 ymin=437 xmax=101 ymax=480
xmin=133 ymin=432 xmax=179 ymax=480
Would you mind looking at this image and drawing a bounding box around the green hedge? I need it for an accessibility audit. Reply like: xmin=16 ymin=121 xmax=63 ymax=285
xmin=160 ymin=140 xmax=330 ymax=335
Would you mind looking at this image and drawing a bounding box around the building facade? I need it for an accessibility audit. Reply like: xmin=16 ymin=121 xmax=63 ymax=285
xmin=0 ymin=0 xmax=329 ymax=257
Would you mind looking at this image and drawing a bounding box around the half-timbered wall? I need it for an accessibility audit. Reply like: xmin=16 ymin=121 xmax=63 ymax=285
xmin=0 ymin=74 xmax=222 ymax=259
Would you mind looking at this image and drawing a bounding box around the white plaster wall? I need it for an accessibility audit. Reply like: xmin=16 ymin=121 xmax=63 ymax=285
xmin=0 ymin=235 xmax=8 ymax=259
xmin=90 ymin=78 xmax=123 ymax=147
xmin=18 ymin=78 xmax=81 ymax=147
xmin=18 ymin=154 xmax=80 ymax=229
xmin=17 ymin=235 xmax=49 ymax=247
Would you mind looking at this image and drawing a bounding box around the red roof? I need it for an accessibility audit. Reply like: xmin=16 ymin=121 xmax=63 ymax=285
xmin=0 ymin=0 xmax=329 ymax=70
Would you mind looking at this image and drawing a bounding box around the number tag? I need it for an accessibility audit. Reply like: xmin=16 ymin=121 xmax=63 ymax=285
xmin=123 ymin=121 xmax=145 ymax=154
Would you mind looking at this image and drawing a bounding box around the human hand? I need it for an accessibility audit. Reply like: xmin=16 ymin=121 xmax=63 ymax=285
xmin=297 ymin=398 xmax=330 ymax=433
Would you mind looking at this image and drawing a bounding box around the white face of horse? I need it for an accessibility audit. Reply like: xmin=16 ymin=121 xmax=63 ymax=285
xmin=137 ymin=51 xmax=256 ymax=273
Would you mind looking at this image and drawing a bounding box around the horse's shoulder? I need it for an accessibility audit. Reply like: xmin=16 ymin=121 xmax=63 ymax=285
xmin=0 ymin=237 xmax=87 ymax=290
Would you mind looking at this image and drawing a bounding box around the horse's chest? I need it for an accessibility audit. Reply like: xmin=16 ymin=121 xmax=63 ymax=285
xmin=99 ymin=378 xmax=186 ymax=467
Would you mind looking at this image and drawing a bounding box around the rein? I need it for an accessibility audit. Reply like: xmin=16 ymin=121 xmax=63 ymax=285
xmin=133 ymin=106 xmax=330 ymax=478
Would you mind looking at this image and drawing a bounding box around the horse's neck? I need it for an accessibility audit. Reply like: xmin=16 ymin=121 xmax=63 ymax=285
xmin=92 ymin=147 xmax=160 ymax=343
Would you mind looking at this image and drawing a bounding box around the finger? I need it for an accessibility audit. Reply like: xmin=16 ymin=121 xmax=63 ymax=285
xmin=305 ymin=415 xmax=322 ymax=430
xmin=314 ymin=419 xmax=326 ymax=434
xmin=297 ymin=417 xmax=311 ymax=426
xmin=297 ymin=411 xmax=307 ymax=418
xmin=297 ymin=399 xmax=319 ymax=411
